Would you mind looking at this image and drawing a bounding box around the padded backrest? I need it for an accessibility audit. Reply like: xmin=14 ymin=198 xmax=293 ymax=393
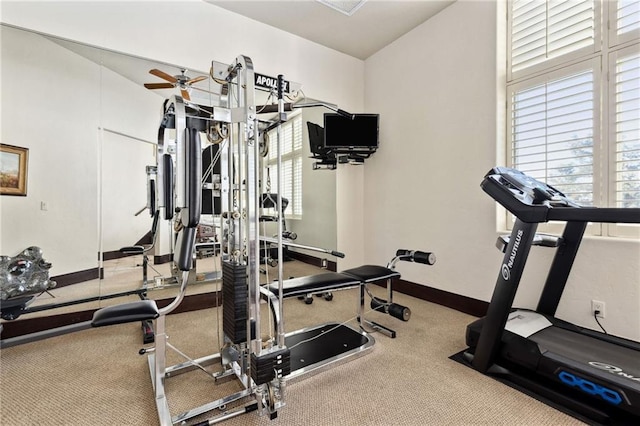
xmin=149 ymin=179 xmax=156 ymax=216
xmin=150 ymin=209 xmax=160 ymax=236
xmin=163 ymin=154 xmax=174 ymax=220
xmin=181 ymin=128 xmax=202 ymax=228
xmin=174 ymin=226 xmax=196 ymax=271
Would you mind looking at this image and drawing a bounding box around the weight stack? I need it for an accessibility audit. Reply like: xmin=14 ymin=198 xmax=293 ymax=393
xmin=222 ymin=260 xmax=248 ymax=344
xmin=251 ymin=348 xmax=291 ymax=385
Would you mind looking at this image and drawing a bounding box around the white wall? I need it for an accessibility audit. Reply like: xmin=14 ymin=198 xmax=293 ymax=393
xmin=364 ymin=0 xmax=640 ymax=340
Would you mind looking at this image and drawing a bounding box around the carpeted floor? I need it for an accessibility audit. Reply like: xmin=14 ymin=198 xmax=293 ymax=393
xmin=0 ymin=261 xmax=585 ymax=425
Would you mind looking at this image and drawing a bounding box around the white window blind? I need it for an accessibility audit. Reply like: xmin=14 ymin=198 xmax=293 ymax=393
xmin=510 ymin=64 xmax=596 ymax=206
xmin=616 ymin=0 xmax=640 ymax=36
xmin=507 ymin=0 xmax=639 ymax=237
xmin=510 ymin=0 xmax=596 ymax=77
xmin=265 ymin=114 xmax=303 ymax=216
xmin=611 ymin=48 xmax=640 ymax=208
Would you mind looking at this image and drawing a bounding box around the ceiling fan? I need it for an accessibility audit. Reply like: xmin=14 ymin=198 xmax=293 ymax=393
xmin=144 ymin=68 xmax=208 ymax=101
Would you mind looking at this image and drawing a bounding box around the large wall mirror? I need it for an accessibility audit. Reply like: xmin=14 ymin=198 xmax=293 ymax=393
xmin=0 ymin=24 xmax=337 ymax=334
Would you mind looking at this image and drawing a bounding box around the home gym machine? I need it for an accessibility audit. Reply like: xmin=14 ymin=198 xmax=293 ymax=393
xmin=91 ymin=55 xmax=305 ymax=424
xmin=465 ymin=167 xmax=640 ymax=425
xmin=90 ymin=54 xmax=436 ymax=425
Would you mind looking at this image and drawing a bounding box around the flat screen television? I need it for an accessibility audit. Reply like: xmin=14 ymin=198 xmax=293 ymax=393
xmin=323 ymin=113 xmax=379 ymax=154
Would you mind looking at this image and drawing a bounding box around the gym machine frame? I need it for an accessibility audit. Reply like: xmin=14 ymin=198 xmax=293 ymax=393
xmin=91 ymin=54 xmax=438 ymax=425
xmin=152 ymin=56 xmax=292 ymax=423
xmin=91 ymin=55 xmax=294 ymax=424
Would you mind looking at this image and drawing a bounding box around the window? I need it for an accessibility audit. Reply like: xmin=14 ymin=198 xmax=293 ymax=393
xmin=610 ymin=45 xmax=640 ymax=210
xmin=264 ymin=113 xmax=303 ymax=218
xmin=506 ymin=0 xmax=640 ymax=236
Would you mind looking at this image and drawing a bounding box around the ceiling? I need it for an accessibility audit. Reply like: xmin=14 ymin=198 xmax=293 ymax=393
xmin=205 ymin=0 xmax=456 ymax=60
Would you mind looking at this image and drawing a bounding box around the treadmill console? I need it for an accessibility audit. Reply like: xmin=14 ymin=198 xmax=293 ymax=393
xmin=487 ymin=167 xmax=573 ymax=204
xmin=481 ymin=167 xmax=640 ymax=224
xmin=481 ymin=167 xmax=579 ymax=223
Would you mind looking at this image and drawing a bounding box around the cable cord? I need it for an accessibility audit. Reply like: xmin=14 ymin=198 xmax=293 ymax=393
xmin=594 ymin=311 xmax=608 ymax=334
xmin=287 ymin=306 xmax=382 ymax=351
xmin=166 ymin=340 xmax=218 ymax=381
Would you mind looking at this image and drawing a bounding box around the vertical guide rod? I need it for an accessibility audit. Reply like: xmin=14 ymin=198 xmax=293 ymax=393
xmin=276 ymin=75 xmax=285 ymax=348
xmin=234 ymin=56 xmax=262 ymax=357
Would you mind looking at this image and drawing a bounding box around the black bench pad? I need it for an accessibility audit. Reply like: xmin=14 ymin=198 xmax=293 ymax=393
xmin=341 ymin=265 xmax=400 ymax=283
xmin=120 ymin=246 xmax=145 ymax=255
xmin=266 ymin=272 xmax=360 ymax=298
xmin=91 ymin=300 xmax=159 ymax=327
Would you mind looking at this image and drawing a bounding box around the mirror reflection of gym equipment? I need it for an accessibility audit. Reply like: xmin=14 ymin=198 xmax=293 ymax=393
xmin=0 ymin=24 xmax=339 ymax=341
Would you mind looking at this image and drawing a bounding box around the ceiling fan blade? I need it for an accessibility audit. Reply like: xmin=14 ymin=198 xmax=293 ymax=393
xmin=186 ymin=75 xmax=208 ymax=85
xmin=144 ymin=83 xmax=175 ymax=89
xmin=149 ymin=69 xmax=178 ymax=83
xmin=181 ymin=89 xmax=191 ymax=101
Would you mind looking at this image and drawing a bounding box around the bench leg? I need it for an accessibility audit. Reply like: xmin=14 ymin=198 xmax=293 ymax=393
xmin=149 ymin=314 xmax=172 ymax=425
xmin=142 ymin=255 xmax=148 ymax=285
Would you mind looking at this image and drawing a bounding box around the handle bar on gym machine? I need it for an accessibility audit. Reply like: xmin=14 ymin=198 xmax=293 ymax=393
xmin=394 ymin=249 xmax=436 ymax=266
xmin=259 ymin=236 xmax=345 ymax=258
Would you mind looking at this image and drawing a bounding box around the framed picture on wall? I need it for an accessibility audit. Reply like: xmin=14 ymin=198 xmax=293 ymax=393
xmin=0 ymin=144 xmax=29 ymax=196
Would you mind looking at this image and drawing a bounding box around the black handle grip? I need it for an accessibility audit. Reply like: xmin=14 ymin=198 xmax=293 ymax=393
xmin=388 ymin=303 xmax=411 ymax=322
xmin=395 ymin=249 xmax=436 ymax=265
xmin=413 ymin=251 xmax=436 ymax=265
xmin=337 ymin=108 xmax=355 ymax=120
xmin=370 ymin=298 xmax=411 ymax=321
xmin=331 ymin=250 xmax=345 ymax=258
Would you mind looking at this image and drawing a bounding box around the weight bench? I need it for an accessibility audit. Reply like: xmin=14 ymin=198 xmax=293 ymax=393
xmin=259 ymin=271 xmax=373 ymax=382
xmin=258 ymin=252 xmax=430 ymax=381
xmin=341 ymin=264 xmax=408 ymax=335
xmin=259 ymin=249 xmax=434 ymax=379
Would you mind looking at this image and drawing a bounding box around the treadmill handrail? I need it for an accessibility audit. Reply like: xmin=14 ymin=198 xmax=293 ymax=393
xmin=481 ymin=169 xmax=640 ymax=224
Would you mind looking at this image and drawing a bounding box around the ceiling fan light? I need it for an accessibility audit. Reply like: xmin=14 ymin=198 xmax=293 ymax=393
xmin=316 ymin=0 xmax=367 ymax=17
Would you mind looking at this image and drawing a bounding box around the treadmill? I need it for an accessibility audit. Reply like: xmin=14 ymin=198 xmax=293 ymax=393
xmin=465 ymin=167 xmax=640 ymax=425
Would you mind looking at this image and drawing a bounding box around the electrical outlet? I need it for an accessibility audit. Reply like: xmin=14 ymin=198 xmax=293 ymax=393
xmin=592 ymin=300 xmax=606 ymax=318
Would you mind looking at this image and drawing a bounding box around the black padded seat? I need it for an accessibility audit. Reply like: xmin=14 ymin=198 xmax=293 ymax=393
xmin=265 ymin=272 xmax=360 ymax=298
xmin=341 ymin=265 xmax=400 ymax=283
xmin=120 ymin=246 xmax=145 ymax=255
xmin=91 ymin=300 xmax=159 ymax=327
